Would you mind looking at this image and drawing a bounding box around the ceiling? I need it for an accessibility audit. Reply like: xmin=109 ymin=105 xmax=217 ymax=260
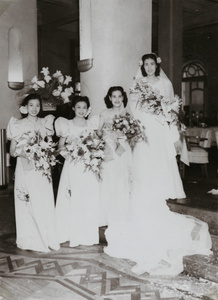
xmin=37 ymin=0 xmax=218 ymax=43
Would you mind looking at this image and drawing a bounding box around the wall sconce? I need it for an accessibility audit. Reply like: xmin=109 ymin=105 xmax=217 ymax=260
xmin=78 ymin=0 xmax=93 ymax=72
xmin=77 ymin=59 xmax=93 ymax=73
xmin=8 ymin=27 xmax=24 ymax=90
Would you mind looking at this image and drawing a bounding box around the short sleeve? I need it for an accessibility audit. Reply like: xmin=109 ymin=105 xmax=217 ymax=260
xmin=6 ymin=117 xmax=23 ymax=141
xmin=88 ymin=115 xmax=100 ymax=130
xmin=44 ymin=114 xmax=55 ymax=135
xmin=55 ymin=117 xmax=70 ymax=138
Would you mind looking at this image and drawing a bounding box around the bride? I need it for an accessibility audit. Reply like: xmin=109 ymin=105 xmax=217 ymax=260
xmin=104 ymin=53 xmax=212 ymax=276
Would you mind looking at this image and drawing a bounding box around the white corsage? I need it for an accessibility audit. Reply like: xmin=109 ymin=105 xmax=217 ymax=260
xmin=139 ymin=60 xmax=143 ymax=66
xmin=19 ymin=106 xmax=28 ymax=114
xmin=157 ymin=57 xmax=162 ymax=64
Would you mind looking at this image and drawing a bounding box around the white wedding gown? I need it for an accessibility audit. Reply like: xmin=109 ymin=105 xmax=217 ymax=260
xmin=104 ymin=77 xmax=212 ymax=275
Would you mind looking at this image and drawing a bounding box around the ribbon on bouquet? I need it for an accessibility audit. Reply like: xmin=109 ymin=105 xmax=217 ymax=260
xmin=115 ymin=139 xmax=126 ymax=156
xmin=103 ymin=128 xmax=127 ymax=162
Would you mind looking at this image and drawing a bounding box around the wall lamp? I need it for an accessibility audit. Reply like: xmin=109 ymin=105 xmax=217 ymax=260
xmin=8 ymin=27 xmax=24 ymax=90
xmin=77 ymin=0 xmax=93 ymax=72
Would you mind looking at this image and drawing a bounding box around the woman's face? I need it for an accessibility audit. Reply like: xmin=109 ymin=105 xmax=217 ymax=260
xmin=73 ymin=101 xmax=88 ymax=118
xmin=143 ymin=58 xmax=157 ymax=76
xmin=26 ymin=99 xmax=41 ymax=117
xmin=109 ymin=90 xmax=123 ymax=108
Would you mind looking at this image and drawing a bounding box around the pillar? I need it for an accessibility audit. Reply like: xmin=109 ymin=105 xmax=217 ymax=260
xmin=158 ymin=0 xmax=183 ymax=96
xmin=79 ymin=0 xmax=152 ymax=115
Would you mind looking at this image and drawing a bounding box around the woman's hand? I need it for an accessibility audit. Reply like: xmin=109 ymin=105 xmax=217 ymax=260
xmin=96 ymin=115 xmax=105 ymax=138
xmin=174 ymin=140 xmax=181 ymax=154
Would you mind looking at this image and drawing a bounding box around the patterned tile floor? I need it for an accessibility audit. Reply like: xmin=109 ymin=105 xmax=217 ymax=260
xmin=0 ymin=158 xmax=218 ymax=300
xmin=0 ymin=234 xmax=218 ymax=300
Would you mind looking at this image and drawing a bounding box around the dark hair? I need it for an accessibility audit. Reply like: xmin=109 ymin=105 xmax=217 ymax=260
xmin=104 ymin=86 xmax=128 ymax=108
xmin=20 ymin=93 xmax=42 ymax=118
xmin=70 ymin=95 xmax=90 ymax=119
xmin=140 ymin=53 xmax=161 ymax=77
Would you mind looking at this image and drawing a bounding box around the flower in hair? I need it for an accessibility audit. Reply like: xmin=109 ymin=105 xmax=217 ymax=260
xmin=156 ymin=57 xmax=162 ymax=64
xmin=19 ymin=106 xmax=28 ymax=114
xmin=85 ymin=106 xmax=92 ymax=118
xmin=139 ymin=60 xmax=143 ymax=66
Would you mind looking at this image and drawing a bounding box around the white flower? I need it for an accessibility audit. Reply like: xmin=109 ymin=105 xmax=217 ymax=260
xmin=139 ymin=60 xmax=143 ymax=66
xmin=63 ymin=96 xmax=70 ymax=104
xmin=44 ymin=75 xmax=52 ymax=83
xmin=41 ymin=67 xmax=50 ymax=76
xmin=60 ymin=92 xmax=70 ymax=103
xmin=39 ymin=140 xmax=48 ymax=149
xmin=31 ymin=76 xmax=38 ymax=83
xmin=91 ymin=158 xmax=99 ymax=166
xmin=52 ymin=89 xmax=61 ymax=97
xmin=53 ymin=70 xmax=62 ymax=78
xmin=32 ymin=83 xmax=39 ymax=90
xmin=58 ymin=75 xmax=64 ymax=84
xmin=64 ymin=76 xmax=72 ymax=85
xmin=157 ymin=57 xmax=162 ymax=63
xmin=64 ymin=87 xmax=74 ymax=96
xmin=19 ymin=106 xmax=28 ymax=114
xmin=36 ymin=80 xmax=46 ymax=88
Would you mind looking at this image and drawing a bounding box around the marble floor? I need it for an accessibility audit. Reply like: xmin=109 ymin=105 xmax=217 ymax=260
xmin=0 ymin=152 xmax=218 ymax=300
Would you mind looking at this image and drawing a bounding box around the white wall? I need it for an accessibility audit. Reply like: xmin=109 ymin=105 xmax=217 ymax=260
xmin=0 ymin=0 xmax=38 ymax=129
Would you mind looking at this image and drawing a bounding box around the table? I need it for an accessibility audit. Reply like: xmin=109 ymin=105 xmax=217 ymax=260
xmin=186 ymin=127 xmax=218 ymax=147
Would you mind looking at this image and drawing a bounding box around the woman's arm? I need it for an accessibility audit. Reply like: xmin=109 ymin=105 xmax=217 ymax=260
xmin=10 ymin=139 xmax=27 ymax=158
xmin=96 ymin=114 xmax=105 ymax=138
xmin=57 ymin=137 xmax=67 ymax=152
xmin=9 ymin=139 xmax=18 ymax=157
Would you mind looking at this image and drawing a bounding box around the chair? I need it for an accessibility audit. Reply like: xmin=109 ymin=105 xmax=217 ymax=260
xmin=215 ymin=131 xmax=218 ymax=149
xmin=185 ymin=129 xmax=212 ymax=178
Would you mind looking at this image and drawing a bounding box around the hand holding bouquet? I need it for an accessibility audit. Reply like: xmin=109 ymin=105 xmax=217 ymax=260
xmin=130 ymin=78 xmax=182 ymax=126
xmin=61 ymin=130 xmax=105 ymax=180
xmin=15 ymin=131 xmax=58 ymax=181
xmin=112 ymin=112 xmax=146 ymax=150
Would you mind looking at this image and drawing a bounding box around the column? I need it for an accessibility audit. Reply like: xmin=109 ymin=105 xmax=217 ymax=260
xmin=158 ymin=0 xmax=183 ymax=96
xmin=79 ymin=0 xmax=152 ymax=115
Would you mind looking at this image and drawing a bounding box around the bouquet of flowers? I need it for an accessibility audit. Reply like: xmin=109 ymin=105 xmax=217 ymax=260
xmin=112 ymin=112 xmax=146 ymax=150
xmin=27 ymin=67 xmax=74 ymax=105
xmin=15 ymin=131 xmax=58 ymax=181
xmin=61 ymin=130 xmax=106 ymax=180
xmin=130 ymin=78 xmax=182 ymax=126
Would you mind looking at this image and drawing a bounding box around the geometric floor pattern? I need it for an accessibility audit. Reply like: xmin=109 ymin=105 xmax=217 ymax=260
xmin=0 ymin=252 xmax=162 ymax=300
xmin=1 ymin=171 xmax=218 ymax=300
xmin=1 ymin=235 xmax=218 ymax=300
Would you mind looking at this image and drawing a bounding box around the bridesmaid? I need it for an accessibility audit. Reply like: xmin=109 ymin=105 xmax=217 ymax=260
xmin=55 ymin=95 xmax=100 ymax=247
xmin=7 ymin=93 xmax=60 ymax=253
xmin=97 ymin=86 xmax=132 ymax=227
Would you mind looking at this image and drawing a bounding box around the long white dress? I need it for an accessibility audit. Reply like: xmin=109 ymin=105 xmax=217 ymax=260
xmin=131 ymin=76 xmax=185 ymax=200
xmin=55 ymin=117 xmax=100 ymax=247
xmin=104 ymin=77 xmax=212 ymax=275
xmin=7 ymin=116 xmax=60 ymax=253
xmin=98 ymin=109 xmax=132 ymax=227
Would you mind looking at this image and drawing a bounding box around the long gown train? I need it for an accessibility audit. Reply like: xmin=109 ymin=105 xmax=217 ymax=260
xmin=104 ymin=77 xmax=212 ymax=275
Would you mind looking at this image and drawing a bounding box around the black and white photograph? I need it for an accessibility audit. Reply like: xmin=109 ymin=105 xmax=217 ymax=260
xmin=0 ymin=0 xmax=218 ymax=299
